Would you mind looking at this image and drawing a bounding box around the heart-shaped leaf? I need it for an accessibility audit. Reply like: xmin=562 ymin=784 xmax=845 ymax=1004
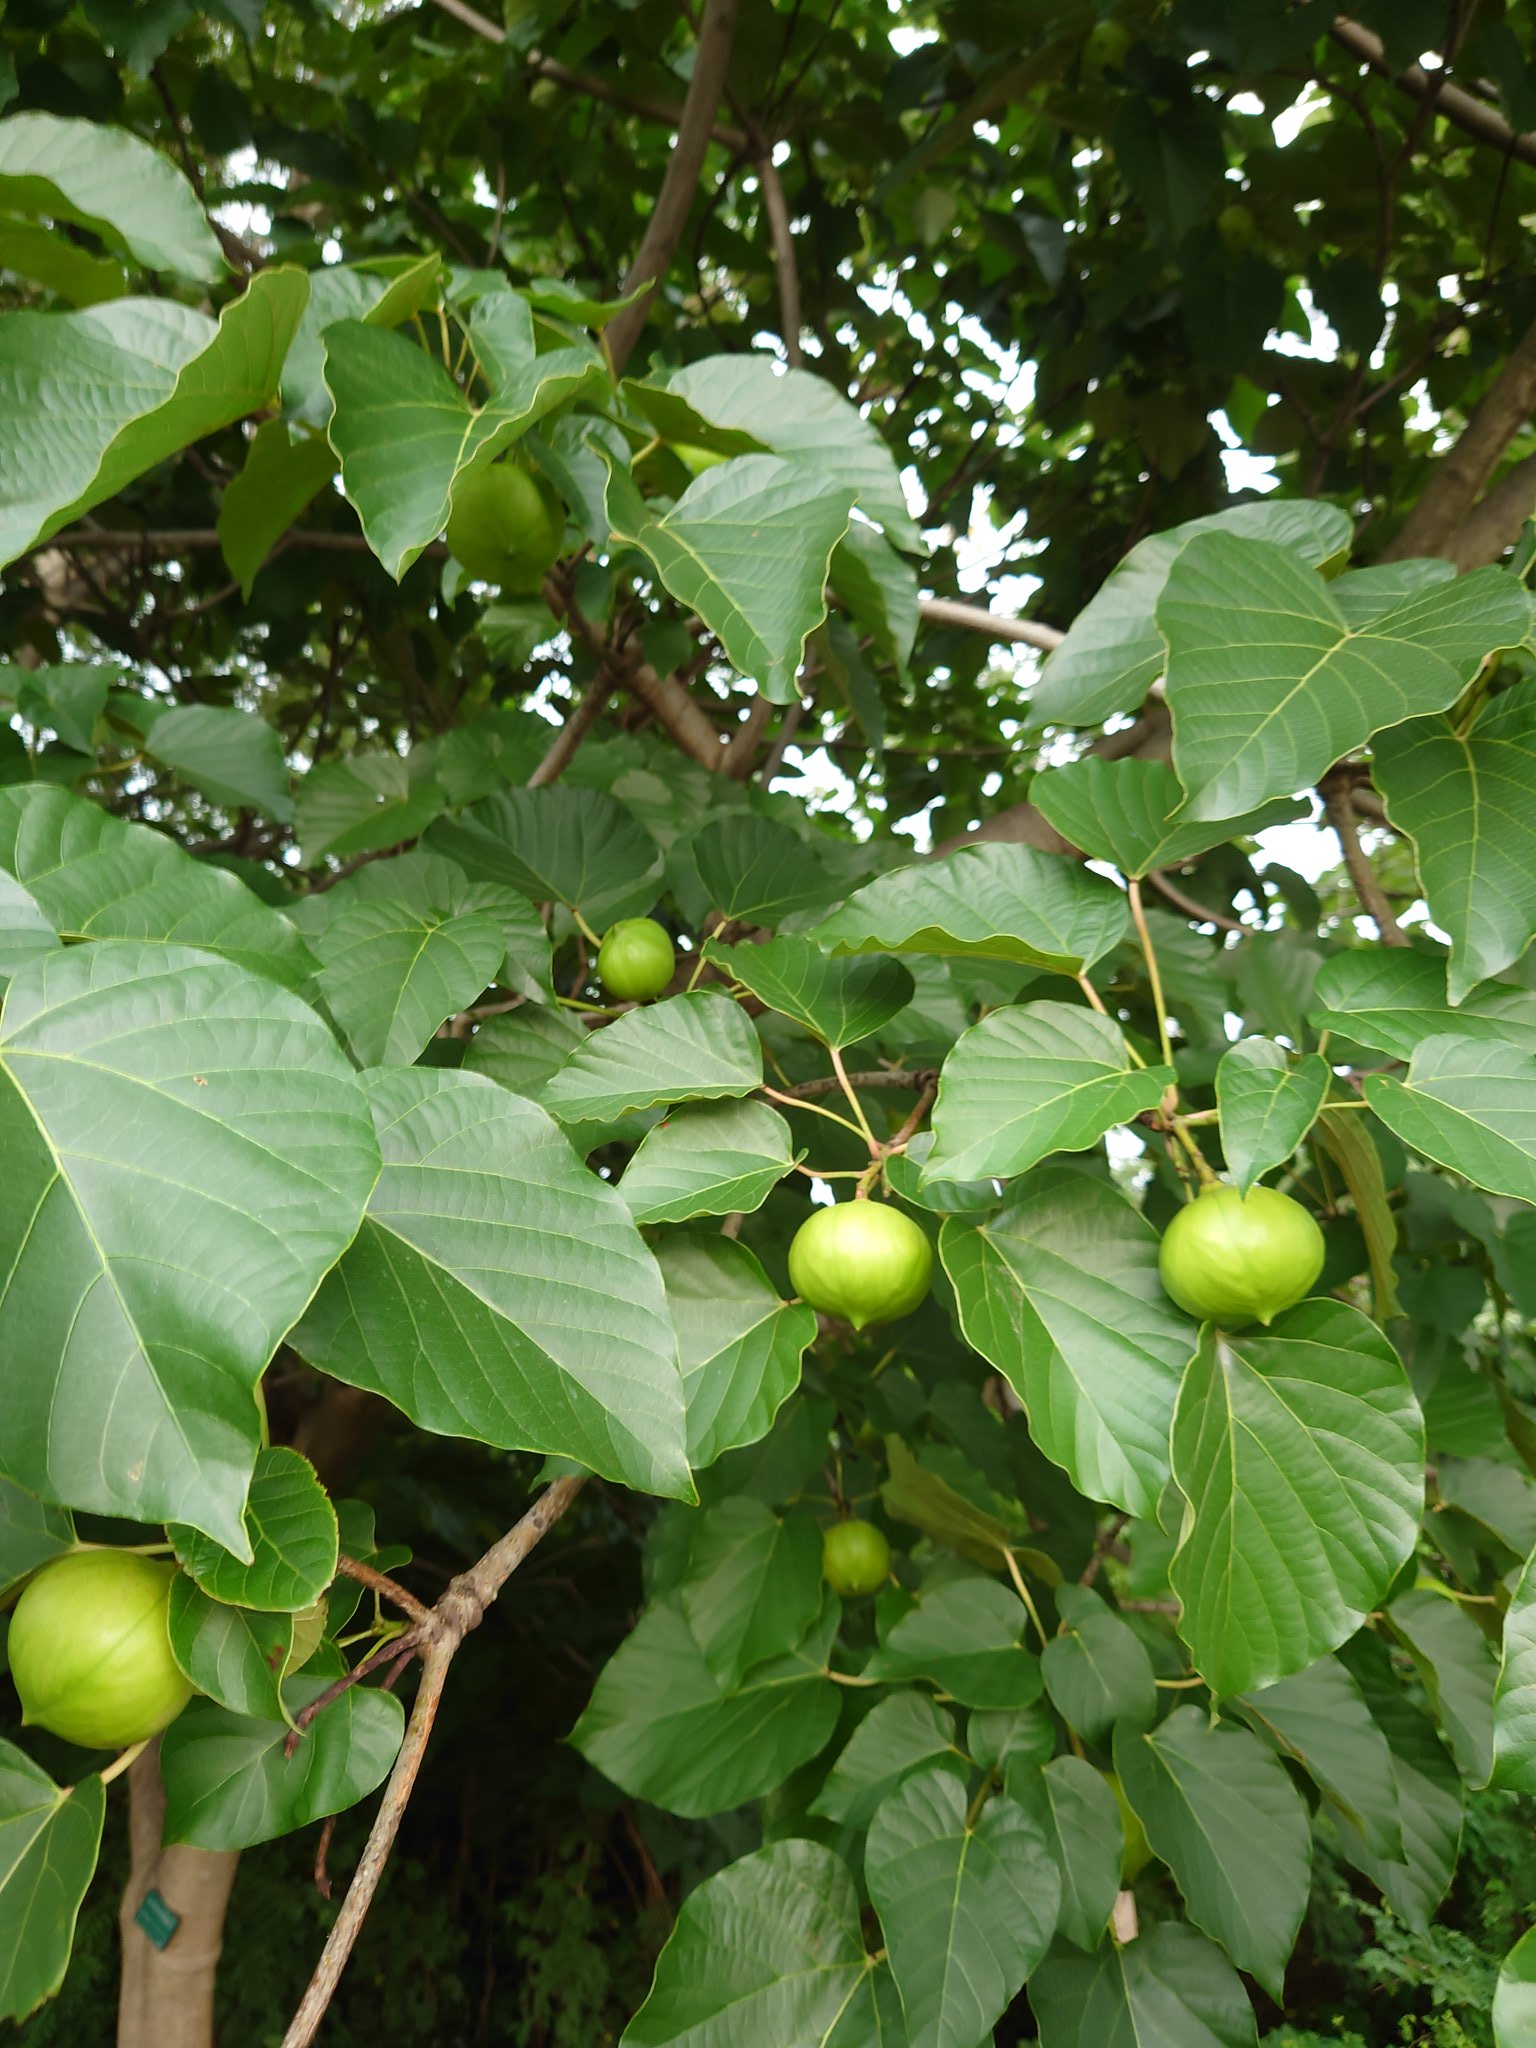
xmin=657 ymin=1233 xmax=816 ymax=1471
xmin=1309 ymin=950 xmax=1536 ymax=1063
xmin=708 ymin=934 xmax=914 ymax=1049
xmin=171 ymin=1448 xmax=338 ymax=1612
xmin=619 ymin=1099 xmax=798 ymax=1224
xmin=427 ymin=785 xmax=663 ymax=925
xmin=1215 ymin=1037 xmax=1329 ymax=1194
xmin=1031 ymin=758 xmax=1305 ymax=878
xmin=542 ymin=991 xmax=762 ymax=1125
xmin=1366 ymin=1035 xmax=1536 ymax=1202
xmin=0 ymin=1744 xmax=104 ymax=2024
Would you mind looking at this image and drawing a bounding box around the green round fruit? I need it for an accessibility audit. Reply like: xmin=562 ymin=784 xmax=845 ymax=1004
xmin=671 ymin=441 xmax=728 ymax=477
xmin=788 ymin=1200 xmax=933 ymax=1330
xmin=444 ymin=461 xmax=565 ymax=591
xmin=597 ymin=917 xmax=675 ymax=1001
xmin=1083 ymin=19 xmax=1132 ymax=74
xmin=8 ymin=1552 xmax=194 ymax=1749
xmin=1103 ymin=1770 xmax=1154 ymax=1882
xmin=1158 ymin=1182 xmax=1325 ymax=1328
xmin=822 ymin=1520 xmax=892 ymax=1598
xmin=1217 ymin=201 xmax=1256 ymax=255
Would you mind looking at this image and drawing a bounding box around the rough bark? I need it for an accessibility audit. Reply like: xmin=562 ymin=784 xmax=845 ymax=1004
xmin=1330 ymin=17 xmax=1536 ymax=168
xmin=1385 ymin=320 xmax=1536 ymax=562
xmin=117 ymin=1745 xmax=240 ymax=2048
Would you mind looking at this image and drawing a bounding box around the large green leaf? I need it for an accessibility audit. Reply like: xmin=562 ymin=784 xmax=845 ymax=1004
xmin=831 ymin=521 xmax=920 ymax=672
xmin=542 ymin=992 xmax=762 ymax=1125
xmin=1031 ymin=758 xmax=1305 ymax=878
xmin=1375 ymin=681 xmax=1536 ymax=1001
xmin=656 ymin=1233 xmax=816 ymax=1471
xmin=620 ymin=1099 xmax=798 ymax=1225
xmin=0 ymin=1478 xmax=73 ymax=1597
xmin=1041 ymin=1584 xmax=1157 ymax=1744
xmin=1031 ymin=1922 xmax=1258 ymax=2048
xmin=690 ymin=817 xmax=837 ymax=925
xmin=463 ymin=1002 xmax=586 ymax=1094
xmin=1492 ymin=1542 xmax=1536 ymax=1793
xmin=0 ymin=268 xmax=309 ymax=568
xmin=0 ymin=941 xmax=379 ymax=1552
xmin=159 ymin=1665 xmax=404 ymax=1850
xmin=0 ymin=1744 xmax=104 ymax=2025
xmin=1233 ymin=1654 xmax=1401 ymax=1859
xmin=1215 ymin=1037 xmax=1329 ymax=1195
xmin=879 ymin=1436 xmax=1026 ymax=1568
xmin=323 ymin=293 xmax=608 ymax=578
xmin=1169 ymin=1302 xmax=1425 ymax=1694
xmin=925 ymin=1003 xmax=1171 ymax=1185
xmin=707 ymin=936 xmax=914 ymax=1050
xmin=606 ymin=455 xmax=852 ymax=703
xmin=170 ymin=1447 xmax=338 ymax=1613
xmin=294 ymin=750 xmax=448 ymax=867
xmin=1388 ymin=1588 xmax=1497 ymax=1786
xmin=941 ymin=1165 xmax=1197 ymax=1517
xmin=166 ymin=1577 xmax=293 ymax=1722
xmin=0 ymin=111 xmax=222 ymax=279
xmin=311 ymin=900 xmax=506 ymax=1066
xmin=813 ymin=843 xmax=1128 ymax=973
xmin=427 ymin=785 xmax=663 ymax=925
xmin=134 ymin=703 xmax=294 ymax=823
xmin=1114 ymin=1706 xmax=1311 ymax=2000
xmin=1032 ymin=498 xmax=1352 ymax=728
xmin=1366 ymin=1036 xmax=1536 ymax=1201
xmin=290 ymin=1067 xmax=691 ymax=1499
xmin=217 ymin=418 xmax=340 ymax=597
xmin=1495 ymin=1925 xmax=1536 ymax=2048
xmin=1019 ymin=1755 xmax=1123 ymax=1952
xmin=619 ymin=1839 xmax=881 ymax=2048
xmin=660 ymin=355 xmax=920 ymax=547
xmin=1160 ymin=533 xmax=1529 ymax=820
xmin=1332 ymin=1635 xmax=1463 ymax=1931
xmin=10 ymin=664 xmax=111 ymax=753
xmin=679 ymin=1498 xmax=825 ymax=1691
xmin=1309 ymin=949 xmax=1536 ymax=1063
xmin=864 ymin=1770 xmax=1058 ymax=2048
xmin=570 ymin=1595 xmax=840 ymax=1818
xmin=0 ymin=785 xmax=313 ymax=987
xmin=862 ymin=1578 xmax=1042 ymax=1709
xmin=809 ymin=1693 xmax=961 ymax=1828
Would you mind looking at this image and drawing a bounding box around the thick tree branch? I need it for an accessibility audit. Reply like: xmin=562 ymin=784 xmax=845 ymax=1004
xmin=1330 ymin=17 xmax=1536 ymax=169
xmin=280 ymin=1477 xmax=586 ymax=2048
xmin=527 ymin=674 xmax=613 ymax=786
xmin=1385 ymin=319 xmax=1536 ymax=561
xmin=1442 ymin=450 xmax=1536 ymax=570
xmin=917 ymin=595 xmax=1065 ymax=651
xmin=1321 ymin=772 xmax=1409 ymax=945
xmin=543 ymin=574 xmax=728 ymax=771
xmin=756 ymin=150 xmax=804 ymax=366
xmin=720 ymin=694 xmax=776 ymax=777
xmin=606 ymin=0 xmax=742 ymax=373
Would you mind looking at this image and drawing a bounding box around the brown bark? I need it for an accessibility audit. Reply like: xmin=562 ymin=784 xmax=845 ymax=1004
xmin=1329 ymin=17 xmax=1536 ymax=169
xmin=117 ymin=1745 xmax=240 ymax=2048
xmin=1385 ymin=320 xmax=1536 ymax=562
xmin=605 ymin=0 xmax=742 ymax=373
xmin=1438 ymin=450 xmax=1536 ymax=571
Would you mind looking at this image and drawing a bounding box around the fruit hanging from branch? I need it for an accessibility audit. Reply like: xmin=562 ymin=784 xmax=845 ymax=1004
xmin=7 ymin=1551 xmax=195 ymax=1749
xmin=1157 ymin=1182 xmax=1325 ymax=1328
xmin=788 ymin=1199 xmax=934 ymax=1330
xmin=597 ymin=917 xmax=676 ymax=1001
xmin=444 ymin=459 xmax=565 ymax=591
xmin=822 ymin=1519 xmax=892 ymax=1597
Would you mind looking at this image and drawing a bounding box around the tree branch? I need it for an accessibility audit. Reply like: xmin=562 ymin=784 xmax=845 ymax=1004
xmin=543 ymin=574 xmax=728 ymax=771
xmin=606 ymin=0 xmax=742 ymax=373
xmin=1384 ymin=318 xmax=1536 ymax=561
xmin=526 ymin=674 xmax=613 ymax=786
xmin=1321 ymin=772 xmax=1409 ymax=945
xmin=1442 ymin=450 xmax=1536 ymax=570
xmin=1330 ymin=17 xmax=1536 ymax=169
xmin=280 ymin=1477 xmax=586 ymax=2048
xmin=917 ymin=596 xmax=1065 ymax=651
xmin=756 ymin=149 xmax=804 ymax=366
xmin=1145 ymin=868 xmax=1248 ymax=933
xmin=720 ymin=694 xmax=776 ymax=777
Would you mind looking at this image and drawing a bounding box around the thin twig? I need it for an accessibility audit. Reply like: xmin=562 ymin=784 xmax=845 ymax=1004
xmin=335 ymin=1554 xmax=432 ymax=1625
xmin=1329 ymin=16 xmax=1536 ymax=169
xmin=1126 ymin=877 xmax=1174 ymax=1069
xmin=916 ymin=596 xmax=1064 ymax=651
xmin=781 ymin=1068 xmax=938 ymax=1099
xmin=1145 ymin=869 xmax=1247 ymax=934
xmin=526 ymin=674 xmax=612 ymax=787
xmin=1321 ymin=773 xmax=1409 ymax=945
xmin=281 ymin=1478 xmax=585 ymax=2048
xmin=756 ymin=148 xmax=803 ymax=365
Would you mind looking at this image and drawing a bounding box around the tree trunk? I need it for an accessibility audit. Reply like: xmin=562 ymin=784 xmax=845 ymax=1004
xmin=117 ymin=1743 xmax=240 ymax=2048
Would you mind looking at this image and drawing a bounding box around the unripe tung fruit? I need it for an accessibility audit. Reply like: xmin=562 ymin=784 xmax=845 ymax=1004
xmin=822 ymin=1520 xmax=892 ymax=1598
xmin=787 ymin=1200 xmax=933 ymax=1330
xmin=8 ymin=1552 xmax=194 ymax=1749
xmin=1082 ymin=19 xmax=1132 ymax=75
xmin=1158 ymin=1182 xmax=1325 ymax=1327
xmin=597 ymin=918 xmax=675 ymax=1001
xmin=444 ymin=462 xmax=564 ymax=591
xmin=1217 ymin=201 xmax=1256 ymax=255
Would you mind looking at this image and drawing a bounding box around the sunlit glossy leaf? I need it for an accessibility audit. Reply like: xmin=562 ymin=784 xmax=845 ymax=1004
xmin=1215 ymin=1037 xmax=1329 ymax=1194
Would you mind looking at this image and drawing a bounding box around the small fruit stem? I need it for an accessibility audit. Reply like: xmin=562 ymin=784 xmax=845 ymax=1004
xmin=829 ymin=1044 xmax=881 ymax=1157
xmin=1076 ymin=971 xmax=1146 ymax=1064
xmin=1127 ymin=877 xmax=1174 ymax=1071
xmin=572 ymin=908 xmax=603 ymax=948
xmin=1001 ymin=1547 xmax=1048 ymax=1648
xmin=760 ymin=1082 xmax=866 ymax=1140
xmin=1168 ymin=1113 xmax=1218 ymax=1187
xmin=97 ymin=1739 xmax=149 ymax=1788
xmin=684 ymin=950 xmax=709 ymax=991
